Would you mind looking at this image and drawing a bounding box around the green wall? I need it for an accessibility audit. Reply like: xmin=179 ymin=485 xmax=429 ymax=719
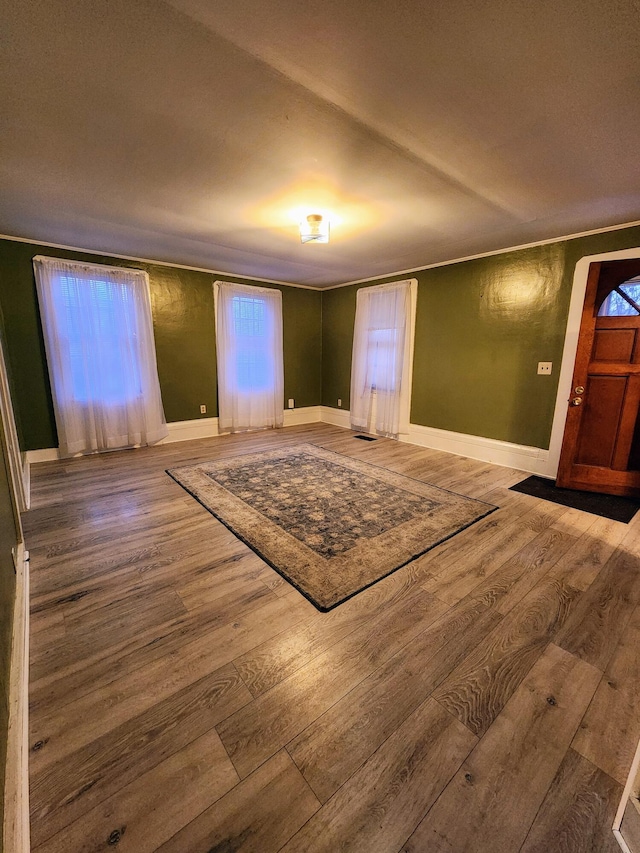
xmin=0 ymin=239 xmax=322 ymax=451
xmin=322 ymin=224 xmax=640 ymax=449
xmin=2 ymin=223 xmax=640 ymax=454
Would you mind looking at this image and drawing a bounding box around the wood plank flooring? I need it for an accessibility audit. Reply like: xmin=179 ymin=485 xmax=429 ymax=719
xmin=23 ymin=423 xmax=640 ymax=852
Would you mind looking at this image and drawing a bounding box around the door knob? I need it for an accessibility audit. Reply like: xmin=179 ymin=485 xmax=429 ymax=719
xmin=570 ymin=397 xmax=582 ymax=406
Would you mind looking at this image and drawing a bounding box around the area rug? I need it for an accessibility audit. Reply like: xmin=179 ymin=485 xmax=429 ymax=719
xmin=510 ymin=475 xmax=640 ymax=523
xmin=167 ymin=444 xmax=497 ymax=611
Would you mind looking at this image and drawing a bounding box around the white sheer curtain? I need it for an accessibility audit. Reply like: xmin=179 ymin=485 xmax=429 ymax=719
xmin=350 ymin=280 xmax=416 ymax=438
xmin=33 ymin=256 xmax=168 ymax=457
xmin=215 ymin=281 xmax=284 ymax=433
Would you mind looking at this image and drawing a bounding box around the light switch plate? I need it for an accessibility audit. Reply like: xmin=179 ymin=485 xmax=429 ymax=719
xmin=537 ymin=362 xmax=552 ymax=375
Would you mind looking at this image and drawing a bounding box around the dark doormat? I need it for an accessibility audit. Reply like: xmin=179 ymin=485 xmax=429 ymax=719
xmin=510 ymin=475 xmax=640 ymax=523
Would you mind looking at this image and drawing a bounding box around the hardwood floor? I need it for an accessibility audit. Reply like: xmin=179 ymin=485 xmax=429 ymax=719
xmin=22 ymin=423 xmax=640 ymax=852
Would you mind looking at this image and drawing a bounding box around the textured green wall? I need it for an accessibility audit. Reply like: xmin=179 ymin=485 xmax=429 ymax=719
xmin=2 ymin=223 xmax=640 ymax=453
xmin=0 ymin=239 xmax=322 ymax=451
xmin=412 ymin=243 xmax=567 ymax=447
xmin=322 ymin=224 xmax=640 ymax=449
xmin=321 ymin=283 xmax=357 ymax=417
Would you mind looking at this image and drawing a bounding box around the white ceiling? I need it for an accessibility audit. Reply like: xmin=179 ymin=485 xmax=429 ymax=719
xmin=2 ymin=0 xmax=640 ymax=287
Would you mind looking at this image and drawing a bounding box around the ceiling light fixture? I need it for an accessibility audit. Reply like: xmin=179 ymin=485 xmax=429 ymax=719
xmin=300 ymin=213 xmax=329 ymax=244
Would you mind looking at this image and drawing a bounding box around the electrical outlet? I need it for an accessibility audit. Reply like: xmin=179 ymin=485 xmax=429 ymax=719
xmin=337 ymin=398 xmax=342 ymax=407
xmin=200 ymin=404 xmax=207 ymax=414
xmin=537 ymin=362 xmax=552 ymax=375
xmin=288 ymin=398 xmax=294 ymax=409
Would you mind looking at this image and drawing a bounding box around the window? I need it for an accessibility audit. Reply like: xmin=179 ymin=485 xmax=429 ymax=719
xmin=598 ymin=277 xmax=640 ymax=316
xmin=215 ymin=281 xmax=284 ymax=433
xmin=366 ymin=327 xmax=400 ymax=392
xmin=232 ymin=295 xmax=273 ymax=392
xmin=350 ymin=279 xmax=417 ymax=438
xmin=33 ymin=256 xmax=168 ymax=456
xmin=54 ymin=272 xmax=143 ymax=404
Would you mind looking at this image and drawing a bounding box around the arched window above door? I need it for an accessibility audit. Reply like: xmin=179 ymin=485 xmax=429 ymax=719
xmin=598 ymin=276 xmax=640 ymax=316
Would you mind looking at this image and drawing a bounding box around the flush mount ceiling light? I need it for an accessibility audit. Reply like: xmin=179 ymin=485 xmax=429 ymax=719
xmin=300 ymin=213 xmax=329 ymax=244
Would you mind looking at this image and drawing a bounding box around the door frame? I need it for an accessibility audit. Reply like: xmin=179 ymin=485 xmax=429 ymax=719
xmin=0 ymin=325 xmax=27 ymax=512
xmin=547 ymin=246 xmax=640 ymax=479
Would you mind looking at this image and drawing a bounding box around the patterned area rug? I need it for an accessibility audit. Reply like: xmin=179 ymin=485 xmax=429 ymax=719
xmin=167 ymin=444 xmax=497 ymax=611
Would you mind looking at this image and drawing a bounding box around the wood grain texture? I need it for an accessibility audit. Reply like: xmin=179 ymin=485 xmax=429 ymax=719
xmin=233 ymin=564 xmax=433 ymax=698
xmin=403 ymin=644 xmax=602 ymax=853
xmin=620 ymin=797 xmax=640 ymax=852
xmin=433 ymin=577 xmax=581 ymax=736
xmin=572 ymin=604 xmax=640 ymax=785
xmin=519 ymin=749 xmax=621 ymax=853
xmin=422 ymin=499 xmax=566 ymax=604
xmin=548 ymin=514 xmax=627 ymax=590
xmin=30 ymin=663 xmax=251 ymax=847
xmin=280 ymin=698 xmax=476 ymax=853
xmin=550 ymin=504 xmax=600 ymax=536
xmin=287 ymin=597 xmax=501 ymax=802
xmin=32 ymin=729 xmax=238 ymax=853
xmin=30 ymin=597 xmax=312 ymax=773
xmin=404 ymin=488 xmax=530 ymax=577
xmin=24 ymin=424 xmax=639 ymax=851
xmin=555 ymin=527 xmax=640 ymax=670
xmin=216 ymin=585 xmax=447 ymax=778
xmin=27 ymin=553 xmax=273 ymax=685
xmin=467 ymin=526 xmax=577 ymax=615
xmin=29 ymin=584 xmax=292 ymax=717
xmin=154 ymin=751 xmax=320 ymax=853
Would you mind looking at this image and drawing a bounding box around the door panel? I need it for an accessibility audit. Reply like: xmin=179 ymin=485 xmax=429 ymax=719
xmin=612 ymin=376 xmax=640 ymax=470
xmin=575 ymin=376 xmax=626 ymax=467
xmin=629 ymin=416 xmax=640 ymax=470
xmin=557 ymin=259 xmax=640 ymax=497
xmin=592 ymin=329 xmax=635 ymax=362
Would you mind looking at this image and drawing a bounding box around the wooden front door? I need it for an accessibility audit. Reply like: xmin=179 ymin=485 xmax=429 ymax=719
xmin=557 ymin=259 xmax=640 ymax=497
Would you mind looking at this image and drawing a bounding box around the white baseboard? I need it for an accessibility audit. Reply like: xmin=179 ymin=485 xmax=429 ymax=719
xmin=24 ymin=447 xmax=59 ymax=464
xmin=404 ymin=422 xmax=550 ymax=475
xmin=613 ymin=738 xmax=640 ymax=853
xmin=23 ymin=407 xmax=325 ymax=493
xmin=161 ymin=407 xmax=322 ymax=438
xmin=320 ymin=406 xmax=351 ymax=429
xmin=160 ymin=416 xmax=220 ymax=443
xmin=25 ymin=417 xmax=224 ymax=461
xmin=3 ymin=544 xmax=30 ymax=853
xmin=284 ymin=406 xmax=322 ymax=426
xmin=614 ymin=831 xmax=633 ymax=853
xmin=318 ymin=408 xmax=551 ymax=476
xmin=24 ymin=409 xmax=552 ymax=486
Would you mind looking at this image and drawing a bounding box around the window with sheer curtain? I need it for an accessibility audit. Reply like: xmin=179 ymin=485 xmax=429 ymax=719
xmin=350 ymin=279 xmax=417 ymax=438
xmin=33 ymin=256 xmax=168 ymax=457
xmin=214 ymin=281 xmax=284 ymax=433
